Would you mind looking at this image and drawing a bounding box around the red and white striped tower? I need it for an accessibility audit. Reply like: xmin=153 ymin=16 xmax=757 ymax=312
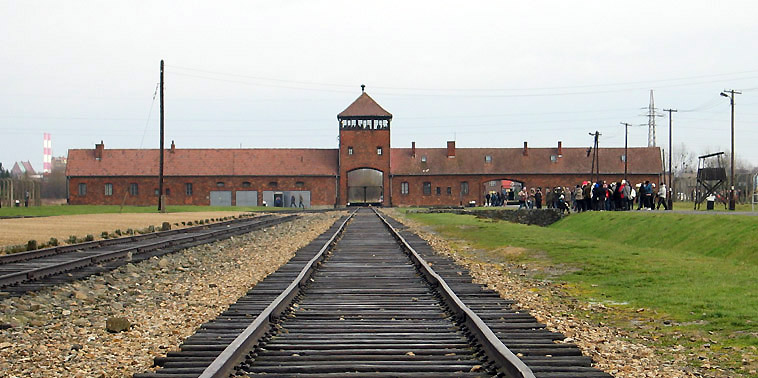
xmin=43 ymin=132 xmax=52 ymax=174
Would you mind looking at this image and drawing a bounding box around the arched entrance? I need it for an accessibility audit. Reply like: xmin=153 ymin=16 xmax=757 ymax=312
xmin=481 ymin=178 xmax=524 ymax=206
xmin=347 ymin=168 xmax=383 ymax=205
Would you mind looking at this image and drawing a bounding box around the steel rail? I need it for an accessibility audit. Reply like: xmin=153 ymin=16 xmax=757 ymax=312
xmin=0 ymin=215 xmax=294 ymax=289
xmin=373 ymin=208 xmax=536 ymax=378
xmin=198 ymin=209 xmax=357 ymax=378
xmin=0 ymin=215 xmax=274 ymax=265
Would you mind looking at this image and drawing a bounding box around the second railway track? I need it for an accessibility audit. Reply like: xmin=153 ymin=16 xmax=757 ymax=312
xmin=136 ymin=208 xmax=611 ymax=378
xmin=0 ymin=213 xmax=297 ymax=297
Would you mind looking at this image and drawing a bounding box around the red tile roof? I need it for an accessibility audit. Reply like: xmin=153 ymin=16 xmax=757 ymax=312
xmin=338 ymin=92 xmax=392 ymax=118
xmin=390 ymin=147 xmax=662 ymax=175
xmin=67 ymin=146 xmax=661 ymax=178
xmin=66 ymin=148 xmax=338 ymax=177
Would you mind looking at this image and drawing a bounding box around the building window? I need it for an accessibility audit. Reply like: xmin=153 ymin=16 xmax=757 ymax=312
xmin=242 ymin=181 xmax=251 ymax=188
xmin=296 ymin=181 xmax=305 ymax=188
xmin=185 ymin=183 xmax=193 ymax=196
xmin=401 ymin=182 xmax=409 ymax=195
xmin=348 ymin=146 xmax=353 ymax=155
xmin=461 ymin=181 xmax=469 ymax=195
xmin=165 ymin=188 xmax=171 ymax=196
xmin=129 ymin=183 xmax=138 ymax=196
xmin=446 ymin=187 xmax=452 ymax=195
xmin=421 ymin=156 xmax=427 ymax=163
xmin=423 ymin=182 xmax=431 ymax=195
xmin=269 ymin=181 xmax=278 ymax=187
xmin=78 ymin=183 xmax=87 ymax=196
xmin=154 ymin=189 xmax=160 ymax=196
xmin=436 ymin=187 xmax=441 ymax=195
xmin=216 ymin=182 xmax=225 ymax=187
xmin=485 ymin=155 xmax=492 ymax=163
xmin=377 ymin=147 xmax=383 ymax=155
xmin=104 ymin=183 xmax=113 ymax=196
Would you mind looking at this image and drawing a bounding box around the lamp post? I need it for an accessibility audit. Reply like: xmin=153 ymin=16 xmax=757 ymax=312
xmin=721 ymin=90 xmax=741 ymax=211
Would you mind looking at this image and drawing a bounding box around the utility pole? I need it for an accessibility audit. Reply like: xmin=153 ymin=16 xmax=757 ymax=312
xmin=663 ymin=109 xmax=677 ymax=210
xmin=620 ymin=123 xmax=631 ymax=183
xmin=159 ymin=60 xmax=165 ymax=212
xmin=589 ymin=131 xmax=601 ymax=183
xmin=721 ymin=90 xmax=741 ymax=211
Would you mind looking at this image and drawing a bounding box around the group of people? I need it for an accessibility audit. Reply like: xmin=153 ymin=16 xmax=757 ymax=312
xmin=488 ymin=180 xmax=670 ymax=214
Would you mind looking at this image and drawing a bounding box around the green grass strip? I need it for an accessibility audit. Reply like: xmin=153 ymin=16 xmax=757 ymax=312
xmin=403 ymin=211 xmax=758 ymax=349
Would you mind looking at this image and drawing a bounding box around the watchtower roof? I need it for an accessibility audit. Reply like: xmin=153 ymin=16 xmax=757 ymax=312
xmin=338 ymin=92 xmax=392 ymax=119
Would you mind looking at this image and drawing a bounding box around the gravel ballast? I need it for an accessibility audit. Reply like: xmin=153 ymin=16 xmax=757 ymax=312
xmin=0 ymin=212 xmax=343 ymax=378
xmin=383 ymin=208 xmax=716 ymax=378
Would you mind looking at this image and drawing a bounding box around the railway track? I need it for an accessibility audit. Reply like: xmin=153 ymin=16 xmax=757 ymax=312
xmin=0 ymin=214 xmax=296 ymax=297
xmin=136 ymin=208 xmax=611 ymax=378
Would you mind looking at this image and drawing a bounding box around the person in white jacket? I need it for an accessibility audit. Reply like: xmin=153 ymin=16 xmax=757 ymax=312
xmin=656 ymin=183 xmax=669 ymax=210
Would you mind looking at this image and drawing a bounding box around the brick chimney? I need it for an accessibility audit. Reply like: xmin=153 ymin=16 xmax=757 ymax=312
xmin=170 ymin=140 xmax=176 ymax=153
xmin=94 ymin=141 xmax=104 ymax=160
xmin=523 ymin=141 xmax=528 ymax=156
xmin=411 ymin=141 xmax=416 ymax=157
xmin=557 ymin=141 xmax=563 ymax=157
xmin=447 ymin=141 xmax=455 ymax=158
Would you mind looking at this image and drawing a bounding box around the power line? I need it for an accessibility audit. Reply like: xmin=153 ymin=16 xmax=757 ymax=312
xmin=167 ymin=65 xmax=758 ymax=98
xmin=139 ymin=83 xmax=160 ymax=148
xmin=168 ymin=64 xmax=758 ymax=93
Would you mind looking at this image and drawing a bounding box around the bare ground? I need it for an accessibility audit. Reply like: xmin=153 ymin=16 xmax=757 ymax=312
xmin=0 ymin=212 xmax=253 ymax=248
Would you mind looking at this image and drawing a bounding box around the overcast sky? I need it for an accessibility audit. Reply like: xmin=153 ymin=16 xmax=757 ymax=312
xmin=2 ymin=1 xmax=758 ymax=173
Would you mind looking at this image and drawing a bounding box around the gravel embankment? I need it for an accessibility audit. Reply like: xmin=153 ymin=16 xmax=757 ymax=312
xmin=0 ymin=212 xmax=344 ymax=378
xmin=383 ymin=209 xmax=714 ymax=378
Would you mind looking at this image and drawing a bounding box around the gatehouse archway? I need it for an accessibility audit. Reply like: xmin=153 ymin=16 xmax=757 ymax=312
xmin=347 ymin=168 xmax=383 ymax=205
xmin=481 ymin=178 xmax=524 ymax=206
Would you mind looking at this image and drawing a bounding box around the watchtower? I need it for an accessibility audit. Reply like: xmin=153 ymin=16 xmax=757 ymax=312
xmin=694 ymin=152 xmax=728 ymax=210
xmin=337 ymin=86 xmax=392 ymax=206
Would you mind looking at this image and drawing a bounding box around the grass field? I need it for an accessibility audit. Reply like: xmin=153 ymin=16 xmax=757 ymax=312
xmin=0 ymin=205 xmax=289 ymax=217
xmin=399 ymin=209 xmax=758 ymax=374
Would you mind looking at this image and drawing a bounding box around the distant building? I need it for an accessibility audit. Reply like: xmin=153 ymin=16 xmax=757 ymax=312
xmin=66 ymin=91 xmax=663 ymax=207
xmin=11 ymin=161 xmax=37 ymax=179
xmin=50 ymin=156 xmax=67 ymax=172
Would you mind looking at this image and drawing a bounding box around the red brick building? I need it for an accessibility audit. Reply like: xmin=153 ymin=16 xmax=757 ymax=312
xmin=66 ymin=90 xmax=663 ymax=207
